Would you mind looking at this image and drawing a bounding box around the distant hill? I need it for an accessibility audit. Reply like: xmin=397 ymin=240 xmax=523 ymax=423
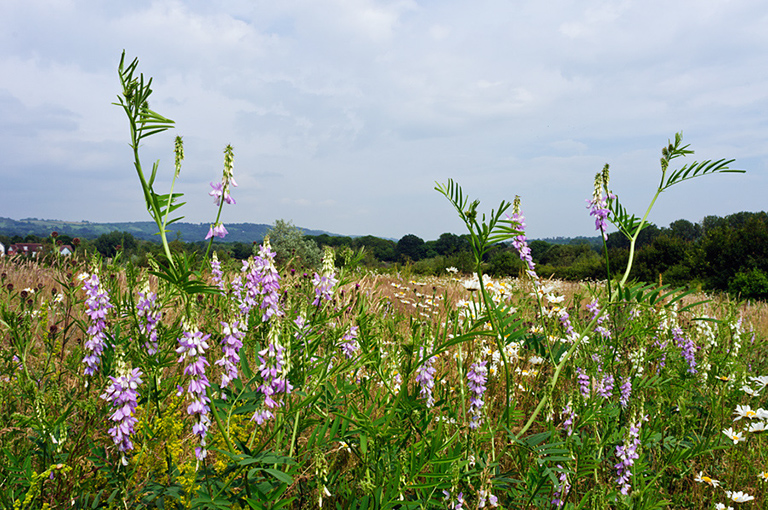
xmin=0 ymin=217 xmax=336 ymax=244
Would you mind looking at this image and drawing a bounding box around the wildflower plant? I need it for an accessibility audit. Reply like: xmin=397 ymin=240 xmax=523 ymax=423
xmin=3 ymin=51 xmax=764 ymax=509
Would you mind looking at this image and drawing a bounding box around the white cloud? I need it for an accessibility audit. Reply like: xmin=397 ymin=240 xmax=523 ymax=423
xmin=0 ymin=0 xmax=766 ymax=240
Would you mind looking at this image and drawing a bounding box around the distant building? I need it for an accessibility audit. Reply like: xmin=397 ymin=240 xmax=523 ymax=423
xmin=6 ymin=243 xmax=74 ymax=257
xmin=8 ymin=243 xmax=44 ymax=257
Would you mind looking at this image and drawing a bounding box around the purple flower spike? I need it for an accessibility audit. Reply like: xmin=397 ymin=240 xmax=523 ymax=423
xmin=576 ymin=367 xmax=590 ymax=398
xmin=101 ymin=367 xmax=143 ymax=464
xmin=672 ymin=326 xmax=697 ymax=373
xmin=416 ymin=347 xmax=437 ymax=408
xmin=240 ymin=239 xmax=283 ymax=322
xmin=619 ymin=377 xmax=632 ymax=408
xmin=252 ymin=327 xmax=293 ymax=425
xmin=467 ymin=361 xmax=488 ymax=429
xmin=587 ymin=169 xmax=616 ymax=240
xmin=508 ymin=208 xmax=537 ymax=279
xmin=210 ymin=252 xmax=225 ymax=290
xmin=80 ymin=272 xmax=113 ymax=377
xmin=177 ymin=327 xmax=212 ymax=460
xmin=215 ymin=321 xmax=246 ymax=392
xmin=615 ymin=415 xmax=644 ymax=495
xmin=136 ymin=287 xmax=161 ymax=355
xmin=340 ymin=325 xmax=360 ymax=359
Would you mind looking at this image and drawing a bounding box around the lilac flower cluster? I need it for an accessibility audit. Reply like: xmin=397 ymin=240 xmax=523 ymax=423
xmin=615 ymin=415 xmax=644 ymax=495
xmin=294 ymin=315 xmax=309 ymax=343
xmin=312 ymin=273 xmax=338 ymax=306
xmin=576 ymin=367 xmax=591 ymax=398
xmin=443 ymin=490 xmax=465 ymax=510
xmin=552 ymin=464 xmax=571 ymax=508
xmin=416 ymin=347 xmax=437 ymax=408
xmin=205 ymin=145 xmax=237 ymax=240
xmin=586 ymin=300 xmax=611 ymax=339
xmin=558 ymin=309 xmax=576 ymax=342
xmin=100 ymin=367 xmax=143 ymax=464
xmin=210 ymin=251 xmax=225 ymax=290
xmin=340 ymin=325 xmax=360 ymax=359
xmin=80 ymin=272 xmax=113 ymax=377
xmin=619 ymin=377 xmax=632 ymax=408
xmin=477 ymin=489 xmax=498 ymax=508
xmin=508 ymin=198 xmax=538 ymax=280
xmin=241 ymin=239 xmax=283 ymax=321
xmin=214 ymin=320 xmax=245 ymax=392
xmin=205 ymin=222 xmax=229 ymax=240
xmin=561 ymin=400 xmax=577 ymax=436
xmin=209 ymin=180 xmax=236 ymax=206
xmin=176 ymin=327 xmax=212 ymax=460
xmin=467 ymin=361 xmax=488 ymax=429
xmin=595 ymin=371 xmax=615 ymax=399
xmin=672 ymin=326 xmax=697 ymax=373
xmin=252 ymin=329 xmax=293 ymax=425
xmin=587 ymin=169 xmax=616 ymax=240
xmin=136 ymin=287 xmax=161 ymax=355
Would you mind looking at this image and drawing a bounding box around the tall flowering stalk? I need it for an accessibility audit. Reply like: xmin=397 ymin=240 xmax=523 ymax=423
xmin=252 ymin=326 xmax=293 ymax=425
xmin=416 ymin=346 xmax=437 ymax=408
xmin=587 ymin=165 xmax=615 ymax=241
xmin=467 ymin=361 xmax=488 ymax=429
xmin=313 ymin=246 xmax=338 ymax=306
xmin=240 ymin=238 xmax=283 ymax=321
xmin=509 ymin=196 xmax=539 ymax=282
xmin=80 ymin=272 xmax=113 ymax=377
xmin=176 ymin=325 xmax=212 ymax=460
xmin=615 ymin=414 xmax=644 ymax=496
xmin=204 ymin=145 xmax=237 ymax=256
xmin=215 ymin=321 xmax=246 ymax=392
xmin=101 ymin=367 xmax=143 ymax=465
xmin=136 ymin=285 xmax=161 ymax=356
xmin=340 ymin=325 xmax=360 ymax=359
xmin=672 ymin=326 xmax=697 ymax=373
xmin=210 ymin=251 xmax=225 ymax=290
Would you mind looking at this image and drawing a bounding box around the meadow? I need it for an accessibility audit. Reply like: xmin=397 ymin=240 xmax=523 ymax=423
xmin=1 ymin=53 xmax=766 ymax=509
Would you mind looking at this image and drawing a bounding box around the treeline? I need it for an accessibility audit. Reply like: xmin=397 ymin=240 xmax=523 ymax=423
xmin=3 ymin=211 xmax=767 ymax=299
xmin=306 ymin=212 xmax=768 ymax=300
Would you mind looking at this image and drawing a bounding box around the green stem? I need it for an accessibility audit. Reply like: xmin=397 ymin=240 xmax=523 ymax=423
xmin=202 ymin=196 xmax=226 ymax=263
xmin=517 ymin=313 xmax=601 ymax=437
xmin=618 ymin=188 xmax=662 ymax=290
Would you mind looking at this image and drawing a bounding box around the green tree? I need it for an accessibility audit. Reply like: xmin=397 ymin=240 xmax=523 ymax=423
xmin=396 ymin=234 xmax=426 ymax=262
xmin=263 ymin=219 xmax=322 ymax=269
xmin=94 ymin=231 xmax=138 ymax=258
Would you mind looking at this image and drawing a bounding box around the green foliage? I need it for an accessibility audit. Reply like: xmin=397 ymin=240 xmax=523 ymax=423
xmin=263 ymin=219 xmax=322 ymax=269
xmin=729 ymin=267 xmax=768 ymax=300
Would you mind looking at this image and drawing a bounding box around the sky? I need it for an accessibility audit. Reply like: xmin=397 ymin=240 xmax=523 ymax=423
xmin=1 ymin=0 xmax=766 ymax=242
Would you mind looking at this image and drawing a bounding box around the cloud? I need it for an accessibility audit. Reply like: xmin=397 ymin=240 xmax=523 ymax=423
xmin=0 ymin=0 xmax=766 ymax=241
